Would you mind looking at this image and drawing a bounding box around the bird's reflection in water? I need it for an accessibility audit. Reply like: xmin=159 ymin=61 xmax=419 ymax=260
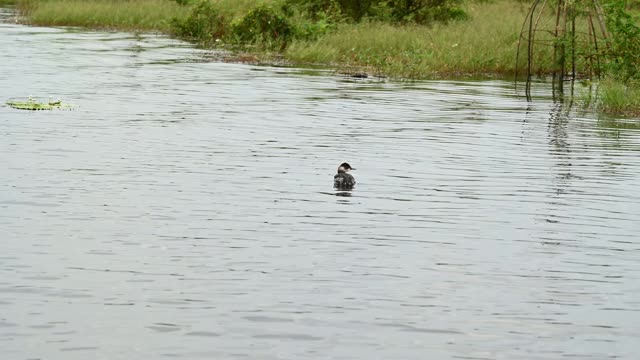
xmin=318 ymin=191 xmax=353 ymax=198
xmin=335 ymin=191 xmax=352 ymax=197
xmin=319 ymin=190 xmax=354 ymax=202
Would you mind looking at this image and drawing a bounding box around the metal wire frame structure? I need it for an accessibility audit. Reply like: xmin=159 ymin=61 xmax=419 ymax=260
xmin=515 ymin=0 xmax=609 ymax=99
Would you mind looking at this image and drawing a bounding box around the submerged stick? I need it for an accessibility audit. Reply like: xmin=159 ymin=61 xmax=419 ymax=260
xmin=571 ymin=7 xmax=576 ymax=81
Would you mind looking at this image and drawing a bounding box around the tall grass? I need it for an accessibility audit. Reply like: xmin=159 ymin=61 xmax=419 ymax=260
xmin=18 ymin=0 xmax=191 ymax=32
xmin=593 ymin=79 xmax=640 ymax=116
xmin=285 ymin=1 xmax=555 ymax=78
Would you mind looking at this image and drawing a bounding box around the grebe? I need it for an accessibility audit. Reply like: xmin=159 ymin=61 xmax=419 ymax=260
xmin=334 ymin=162 xmax=356 ymax=190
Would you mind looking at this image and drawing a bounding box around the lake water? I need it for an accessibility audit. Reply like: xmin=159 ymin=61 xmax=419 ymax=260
xmin=1 ymin=7 xmax=640 ymax=360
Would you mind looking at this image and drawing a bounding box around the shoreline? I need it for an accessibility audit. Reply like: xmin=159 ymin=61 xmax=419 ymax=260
xmin=12 ymin=0 xmax=550 ymax=78
xmin=5 ymin=0 xmax=640 ymax=116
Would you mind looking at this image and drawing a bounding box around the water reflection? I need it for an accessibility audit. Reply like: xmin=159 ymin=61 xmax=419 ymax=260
xmin=1 ymin=9 xmax=640 ymax=360
xmin=334 ymin=191 xmax=353 ymax=197
xmin=548 ymin=102 xmax=574 ymax=195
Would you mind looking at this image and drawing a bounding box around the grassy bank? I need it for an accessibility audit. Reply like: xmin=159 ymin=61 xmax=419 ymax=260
xmin=17 ymin=0 xmax=191 ymax=32
xmin=285 ymin=1 xmax=554 ymax=78
xmin=16 ymin=0 xmax=551 ymax=76
xmin=10 ymin=0 xmax=640 ymax=116
xmin=590 ymin=79 xmax=640 ymax=116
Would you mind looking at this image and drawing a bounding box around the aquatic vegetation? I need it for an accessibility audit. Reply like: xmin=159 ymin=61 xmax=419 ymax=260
xmin=6 ymin=96 xmax=75 ymax=110
xmin=592 ymin=79 xmax=640 ymax=116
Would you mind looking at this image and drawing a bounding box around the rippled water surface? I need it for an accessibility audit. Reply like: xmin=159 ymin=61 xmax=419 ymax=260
xmin=2 ymin=8 xmax=640 ymax=360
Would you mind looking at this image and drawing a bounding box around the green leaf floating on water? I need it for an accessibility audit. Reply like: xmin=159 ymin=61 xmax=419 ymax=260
xmin=6 ymin=97 xmax=76 ymax=110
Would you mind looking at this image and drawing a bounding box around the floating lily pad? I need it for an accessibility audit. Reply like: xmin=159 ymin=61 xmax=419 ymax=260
xmin=6 ymin=97 xmax=76 ymax=111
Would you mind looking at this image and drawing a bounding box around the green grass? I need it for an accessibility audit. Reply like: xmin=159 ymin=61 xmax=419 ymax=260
xmin=594 ymin=79 xmax=640 ymax=116
xmin=284 ymin=1 xmax=555 ymax=78
xmin=18 ymin=0 xmax=192 ymax=32
xmin=13 ymin=0 xmax=560 ymax=77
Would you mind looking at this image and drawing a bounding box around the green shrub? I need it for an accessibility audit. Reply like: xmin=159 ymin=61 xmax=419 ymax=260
xmin=372 ymin=0 xmax=468 ymax=24
xmin=603 ymin=0 xmax=640 ymax=81
xmin=231 ymin=4 xmax=294 ymax=49
xmin=172 ymin=0 xmax=227 ymax=42
xmin=285 ymin=0 xmax=467 ymax=24
xmin=295 ymin=15 xmax=337 ymax=40
xmin=286 ymin=0 xmax=354 ymax=21
xmin=172 ymin=0 xmax=195 ymax=5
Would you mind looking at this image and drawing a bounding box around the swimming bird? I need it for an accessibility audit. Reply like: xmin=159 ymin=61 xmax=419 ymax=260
xmin=334 ymin=162 xmax=356 ymax=190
